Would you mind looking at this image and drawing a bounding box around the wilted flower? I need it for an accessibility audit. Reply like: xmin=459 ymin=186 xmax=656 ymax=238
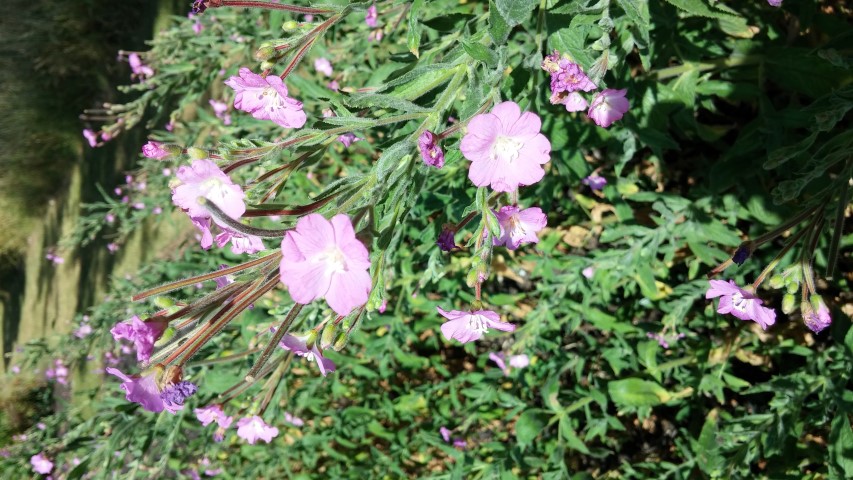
xmin=706 ymin=280 xmax=776 ymax=330
xmin=225 ymin=68 xmax=307 ymax=129
xmin=106 ymin=367 xmax=185 ymax=414
xmin=110 ymin=316 xmax=168 ymax=363
xmin=215 ymin=229 xmax=265 ymax=255
xmin=437 ymin=228 xmax=457 ymax=252
xmin=337 ymin=132 xmax=361 ymax=147
xmin=365 ymin=4 xmax=378 ymax=27
xmin=279 ymin=214 xmax=371 ymax=316
xmin=418 ymin=131 xmax=445 ymax=168
xmin=461 ymin=101 xmax=551 ymax=192
xmin=804 ymin=296 xmax=831 ymax=334
xmin=30 ymin=453 xmax=53 ymax=475
xmin=236 ymin=416 xmax=279 ymax=444
xmin=492 ymin=205 xmax=547 ymax=250
xmin=587 ymin=89 xmax=630 ymax=128
xmin=160 ymin=381 xmax=198 ymax=408
xmin=541 ymin=51 xmax=596 ymax=105
xmin=437 ymin=306 xmax=516 ymax=344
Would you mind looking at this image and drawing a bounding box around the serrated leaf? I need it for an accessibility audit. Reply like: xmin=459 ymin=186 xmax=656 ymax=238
xmin=489 ymin=0 xmax=511 ymax=44
xmin=495 ymin=0 xmax=537 ymax=27
xmin=515 ymin=409 xmax=546 ymax=448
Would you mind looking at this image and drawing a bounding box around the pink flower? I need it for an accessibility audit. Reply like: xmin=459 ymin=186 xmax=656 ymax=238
xmin=236 ymin=416 xmax=279 ymax=444
xmin=107 ymin=242 xmax=119 ymax=253
xmin=30 ymin=453 xmax=53 ymax=475
xmin=804 ymin=296 xmax=831 ymax=334
xmin=128 ymin=53 xmax=154 ymax=78
xmin=209 ymin=99 xmax=231 ymax=125
xmin=83 ymin=129 xmax=98 ymax=147
xmin=541 ymin=52 xmax=597 ymax=105
xmin=224 ymin=68 xmax=306 ymax=129
xmin=215 ymin=229 xmax=265 ymax=255
xmin=327 ymin=80 xmax=340 ymax=91
xmin=195 ymin=405 xmax=234 ymax=428
xmin=172 ymin=159 xmax=246 ymax=243
xmin=582 ymin=266 xmax=595 ymax=279
xmin=337 ymin=132 xmax=360 ymax=147
xmin=587 ymin=89 xmax=629 ymax=128
xmin=74 ymin=324 xmax=93 ymax=339
xmin=110 ymin=316 xmax=168 ymax=363
xmin=314 ymin=58 xmax=333 ymax=77
xmin=461 ymin=101 xmax=551 ymax=192
xmin=439 ymin=426 xmax=451 ymax=442
xmin=365 ymin=4 xmax=378 ymax=27
xmin=706 ymin=280 xmax=776 ymax=330
xmin=284 ymin=412 xmax=304 ymax=427
xmin=418 ymin=131 xmax=444 ymax=168
xmin=279 ymin=333 xmax=337 ymax=377
xmin=582 ymin=174 xmax=607 ymax=190
xmin=106 ymin=367 xmax=182 ymax=414
xmin=279 ymin=214 xmax=371 ymax=316
xmin=45 ymin=359 xmax=68 ymax=385
xmin=492 ymin=205 xmax=547 ymax=250
xmin=368 ymin=29 xmax=384 ymax=42
xmin=564 ymin=92 xmax=588 ymax=112
xmin=437 ymin=306 xmax=516 ymax=344
xmin=142 ymin=141 xmax=170 ymax=159
xmin=767 ymin=0 xmax=782 ymax=5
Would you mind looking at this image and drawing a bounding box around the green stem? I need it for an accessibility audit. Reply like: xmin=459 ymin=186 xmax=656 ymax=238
xmin=650 ymin=54 xmax=763 ymax=81
xmin=246 ymin=303 xmax=303 ymax=381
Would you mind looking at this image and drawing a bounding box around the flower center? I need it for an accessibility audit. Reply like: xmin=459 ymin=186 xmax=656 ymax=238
xmin=491 ymin=135 xmax=523 ymax=163
xmin=731 ymin=293 xmax=749 ymax=313
xmin=468 ymin=314 xmax=489 ymax=334
xmin=317 ymin=246 xmax=347 ymax=273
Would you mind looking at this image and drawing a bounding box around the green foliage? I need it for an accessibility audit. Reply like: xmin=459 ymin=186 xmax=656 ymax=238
xmin=2 ymin=1 xmax=852 ymax=479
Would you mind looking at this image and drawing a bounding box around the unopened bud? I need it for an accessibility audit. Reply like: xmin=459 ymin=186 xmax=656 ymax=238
xmin=255 ymin=45 xmax=275 ymax=62
xmin=260 ymin=60 xmax=276 ymax=71
xmin=154 ymin=297 xmax=175 ymax=309
xmin=332 ymin=332 xmax=348 ymax=351
xmin=466 ymin=268 xmax=480 ymax=288
xmin=186 ymin=147 xmax=208 ymax=160
xmin=484 ymin=210 xmax=501 ymax=238
xmin=281 ymin=20 xmax=299 ymax=30
xmin=768 ymin=275 xmax=785 ymax=289
xmin=786 ymin=281 xmax=799 ymax=295
xmin=782 ymin=293 xmax=797 ymax=314
xmin=304 ymin=330 xmax=318 ymax=350
xmin=320 ymin=322 xmax=337 ymax=349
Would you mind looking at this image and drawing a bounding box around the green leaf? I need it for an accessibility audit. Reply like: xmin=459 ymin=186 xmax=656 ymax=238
xmin=559 ymin=417 xmax=591 ymax=454
xmin=462 ymin=39 xmax=498 ymax=68
xmin=664 ymin=0 xmax=740 ymax=20
xmin=608 ymin=378 xmax=672 ymax=408
xmin=489 ymin=0 xmax=511 ymax=44
xmin=615 ymin=0 xmax=650 ymax=44
xmin=515 ymin=409 xmax=546 ymax=448
xmin=829 ymin=413 xmax=853 ymax=478
xmin=495 ymin=0 xmax=537 ymax=27
xmin=407 ymin=0 xmax=424 ymax=57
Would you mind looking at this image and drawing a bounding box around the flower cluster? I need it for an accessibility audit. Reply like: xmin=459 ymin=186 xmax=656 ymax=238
xmin=225 ymin=68 xmax=307 ymax=129
xmin=541 ymin=51 xmax=630 ymax=128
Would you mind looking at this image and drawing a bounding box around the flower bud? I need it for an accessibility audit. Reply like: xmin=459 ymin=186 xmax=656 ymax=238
xmin=304 ymin=330 xmax=318 ymax=350
xmin=320 ymin=322 xmax=337 ymax=349
xmin=485 ymin=210 xmax=501 ymax=238
xmin=281 ymin=20 xmax=298 ymax=30
xmin=260 ymin=60 xmax=276 ymax=71
xmin=332 ymin=332 xmax=348 ymax=351
xmin=768 ymin=274 xmax=785 ymax=289
xmin=255 ymin=45 xmax=275 ymax=62
xmin=186 ymin=147 xmax=208 ymax=160
xmin=782 ymin=293 xmax=797 ymax=314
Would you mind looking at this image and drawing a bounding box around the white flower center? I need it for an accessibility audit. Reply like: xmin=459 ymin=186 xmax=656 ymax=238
xmin=491 ymin=135 xmax=522 ymax=163
xmin=317 ymin=246 xmax=347 ymax=273
xmin=468 ymin=315 xmax=489 ymax=334
xmin=731 ymin=292 xmax=749 ymax=313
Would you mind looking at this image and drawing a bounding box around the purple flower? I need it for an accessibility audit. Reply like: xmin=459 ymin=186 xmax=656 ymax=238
xmin=236 ymin=416 xmax=279 ymax=444
xmin=489 ymin=352 xmax=530 ymax=375
xmin=582 ymin=174 xmax=607 ymax=190
xmin=452 ymin=439 xmax=468 ymax=448
xmin=804 ymin=296 xmax=831 ymax=334
xmin=337 ymin=132 xmax=360 ymax=147
xmin=106 ymin=367 xmax=182 ymax=414
xmin=439 ymin=426 xmax=451 ymax=442
xmin=214 ymin=264 xmax=235 ymax=290
xmin=142 ymin=141 xmax=170 ymax=159
xmin=128 ymin=53 xmax=154 ymax=78
xmin=172 ymin=159 xmax=246 ymax=236
xmin=706 ymin=280 xmax=776 ymax=330
xmin=437 ymin=306 xmax=516 ymax=344
xmin=225 ymin=68 xmax=306 ymax=129
xmin=83 ymin=129 xmax=98 ymax=147
xmin=587 ymin=89 xmax=630 ymax=128
xmin=368 ymin=29 xmax=384 ymax=42
xmin=328 ymin=80 xmax=340 ymax=91
xmin=195 ymin=404 xmax=234 ymax=428
xmin=30 ymin=453 xmax=53 ymax=475
xmin=418 ymin=131 xmax=445 ymax=168
xmin=767 ymin=0 xmax=782 ymax=6
xmin=107 ymin=242 xmax=119 ymax=253
xmin=160 ymin=381 xmax=198 ymax=408
xmin=279 ymin=333 xmax=336 ymax=376
xmin=110 ymin=316 xmax=168 ymax=363
xmin=541 ymin=51 xmax=597 ymax=105
xmin=74 ymin=324 xmax=93 ymax=339
xmin=215 ymin=229 xmax=265 ymax=255
xmin=437 ymin=228 xmax=457 ymax=252
xmin=314 ymin=58 xmax=333 ymax=77
xmin=461 ymin=101 xmax=551 ymax=192
xmin=284 ymin=412 xmax=304 ymax=427
xmin=492 ymin=205 xmax=547 ymax=250
xmin=365 ymin=4 xmax=378 ymax=27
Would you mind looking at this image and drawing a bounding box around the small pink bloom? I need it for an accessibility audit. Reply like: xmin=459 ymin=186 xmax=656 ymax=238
xmin=279 ymin=214 xmax=371 ymax=316
xmin=106 ymin=367 xmax=182 ymax=414
xmin=304 ymin=14 xmax=314 ymax=22
xmin=284 ymin=412 xmax=304 ymax=427
xmin=314 ymin=58 xmax=333 ymax=77
xmin=30 ymin=453 xmax=53 ymax=475
xmin=563 ymin=92 xmax=589 ymax=112
xmin=195 ymin=405 xmax=233 ymax=428
xmin=215 ymin=229 xmax=265 ymax=255
xmin=378 ymin=299 xmax=388 ymax=314
xmin=805 ymin=296 xmax=831 ymax=334
xmin=83 ymin=129 xmax=98 ymax=147
xmin=509 ymin=354 xmax=530 ymax=369
xmin=110 ymin=316 xmax=168 ymax=363
xmin=327 ymin=80 xmax=340 ymax=91
xmin=767 ymin=0 xmax=782 ymax=5
xmin=142 ymin=141 xmax=170 ymax=159
xmin=437 ymin=306 xmax=516 ymax=344
xmin=209 ymin=99 xmax=229 ymax=119
xmin=279 ymin=333 xmax=337 ymax=377
xmin=107 ymin=242 xmax=119 ymax=253
xmin=492 ymin=205 xmax=547 ymax=250
xmin=461 ymin=101 xmax=551 ymax=192
xmin=439 ymin=426 xmax=451 ymax=442
xmin=587 ymin=89 xmax=630 ymax=128
xmin=105 ymin=213 xmax=116 ymax=223
xmin=236 ymin=416 xmax=279 ymax=444
xmin=706 ymin=280 xmax=776 ymax=330
xmin=74 ymin=324 xmax=93 ymax=339
xmin=582 ymin=266 xmax=595 ymax=279
xmin=337 ymin=132 xmax=360 ymax=147
xmin=368 ymin=29 xmax=384 ymax=42
xmin=225 ymin=68 xmax=306 ymax=129
xmin=128 ymin=53 xmax=154 ymax=78
xmin=172 ymin=158 xmax=246 ymax=223
xmin=365 ymin=4 xmax=378 ymax=27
